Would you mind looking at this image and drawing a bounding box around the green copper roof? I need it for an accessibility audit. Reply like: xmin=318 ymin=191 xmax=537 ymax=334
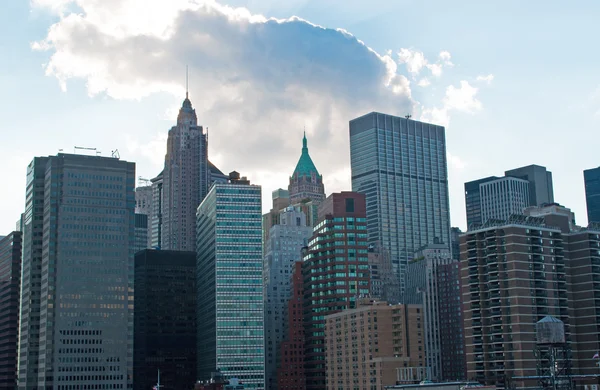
xmin=293 ymin=132 xmax=321 ymax=178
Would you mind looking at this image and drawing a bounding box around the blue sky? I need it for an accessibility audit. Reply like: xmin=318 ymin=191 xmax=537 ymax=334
xmin=1 ymin=0 xmax=599 ymax=234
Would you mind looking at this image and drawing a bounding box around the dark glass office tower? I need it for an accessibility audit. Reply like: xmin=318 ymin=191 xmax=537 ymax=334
xmin=0 ymin=232 xmax=22 ymax=389
xmin=584 ymin=167 xmax=600 ymax=223
xmin=134 ymin=249 xmax=197 ymax=390
xmin=349 ymin=112 xmax=451 ymax=291
xmin=18 ymin=153 xmax=135 ymax=390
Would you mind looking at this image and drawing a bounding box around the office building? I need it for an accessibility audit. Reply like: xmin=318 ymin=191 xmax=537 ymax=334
xmin=264 ymin=208 xmax=312 ymax=390
xmin=162 ymin=93 xmax=209 ymax=251
xmin=584 ymin=167 xmax=600 ymax=224
xmin=150 ymin=171 xmax=163 ymax=249
xmin=276 ymin=262 xmax=306 ymax=390
xmin=450 ymin=227 xmax=462 ymax=261
xmin=262 ymin=189 xmax=291 ymax=256
xmin=367 ymin=242 xmax=400 ymax=304
xmin=505 ymin=165 xmax=554 ymax=207
xmin=209 ymin=160 xmax=229 ymax=185
xmin=302 ymin=192 xmax=370 ymax=390
xmin=464 ymin=177 xmax=499 ymax=229
xmin=135 ymin=184 xmax=152 ymax=215
xmin=465 ymin=165 xmax=554 ymax=229
xmin=196 ymin=172 xmax=265 ymax=389
xmin=436 ymin=261 xmax=465 ymax=381
xmin=134 ymin=249 xmax=197 ymax=390
xmin=0 ymin=232 xmax=22 ymax=388
xmin=288 ymin=133 xmax=325 ymax=207
xmin=460 ymin=216 xmax=569 ymax=388
xmin=480 ymin=177 xmax=530 ymax=225
xmin=324 ymin=300 xmax=426 ymax=390
xmin=134 ymin=213 xmax=148 ymax=254
xmin=350 ymin=112 xmax=451 ymax=292
xmin=18 ymin=153 xmax=135 ymax=389
xmin=404 ymin=241 xmax=456 ymax=381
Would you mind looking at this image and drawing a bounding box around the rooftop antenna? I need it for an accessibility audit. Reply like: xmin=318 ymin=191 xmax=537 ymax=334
xmin=186 ymin=65 xmax=189 ymax=99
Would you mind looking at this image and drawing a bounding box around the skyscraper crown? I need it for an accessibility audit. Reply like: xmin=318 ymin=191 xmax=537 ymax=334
xmin=292 ymin=132 xmax=321 ymax=179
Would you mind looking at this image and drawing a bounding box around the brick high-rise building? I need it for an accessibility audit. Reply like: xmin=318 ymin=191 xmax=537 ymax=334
xmin=0 ymin=232 xmax=22 ymax=388
xmin=277 ymin=262 xmax=306 ymax=390
xmin=302 ymin=192 xmax=370 ymax=390
xmin=460 ymin=216 xmax=570 ymax=388
xmin=324 ymin=300 xmax=426 ymax=390
xmin=161 ymin=93 xmax=209 ymax=251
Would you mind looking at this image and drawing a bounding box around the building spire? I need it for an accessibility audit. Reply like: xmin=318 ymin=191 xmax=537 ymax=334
xmin=302 ymin=129 xmax=307 ymax=150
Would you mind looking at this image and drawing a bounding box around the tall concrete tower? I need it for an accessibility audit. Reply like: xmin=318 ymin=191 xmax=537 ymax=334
xmin=161 ymin=93 xmax=209 ymax=251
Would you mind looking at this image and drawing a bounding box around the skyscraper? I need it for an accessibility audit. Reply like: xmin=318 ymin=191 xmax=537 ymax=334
xmin=584 ymin=167 xmax=600 ymax=223
xmin=302 ymin=192 xmax=370 ymax=390
xmin=263 ymin=207 xmax=312 ymax=390
xmin=18 ymin=153 xmax=135 ymax=389
xmin=0 ymin=231 xmax=22 ymax=389
xmin=349 ymin=112 xmax=451 ymax=291
xmin=134 ymin=249 xmax=197 ymax=390
xmin=162 ymin=94 xmax=209 ymax=251
xmin=404 ymin=241 xmax=461 ymax=381
xmin=149 ymin=171 xmax=163 ymax=249
xmin=134 ymin=213 xmax=149 ymax=254
xmin=288 ymin=133 xmax=325 ymax=207
xmin=135 ymin=183 xmax=153 ymax=248
xmin=465 ymin=165 xmax=554 ymax=229
xmin=505 ymin=164 xmax=554 ymax=206
xmin=196 ymin=172 xmax=265 ymax=389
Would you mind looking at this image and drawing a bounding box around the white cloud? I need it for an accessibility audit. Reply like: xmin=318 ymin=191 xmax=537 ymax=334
xmin=417 ymin=78 xmax=431 ymax=87
xmin=30 ymin=0 xmax=488 ymax=208
xmin=420 ymin=80 xmax=482 ymax=127
xmin=447 ymin=152 xmax=466 ymax=171
xmin=397 ymin=48 xmax=452 ymax=78
xmin=476 ymin=74 xmax=494 ymax=84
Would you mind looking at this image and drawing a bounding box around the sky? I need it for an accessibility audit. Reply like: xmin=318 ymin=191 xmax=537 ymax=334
xmin=1 ymin=0 xmax=599 ymax=234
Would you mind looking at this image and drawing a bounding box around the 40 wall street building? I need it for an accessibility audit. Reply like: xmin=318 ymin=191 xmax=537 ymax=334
xmin=196 ymin=173 xmax=265 ymax=389
xmin=349 ymin=112 xmax=451 ymax=291
xmin=18 ymin=153 xmax=135 ymax=390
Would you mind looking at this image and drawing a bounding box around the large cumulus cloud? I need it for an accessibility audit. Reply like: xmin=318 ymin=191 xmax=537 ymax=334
xmin=32 ymin=0 xmax=483 ymax=209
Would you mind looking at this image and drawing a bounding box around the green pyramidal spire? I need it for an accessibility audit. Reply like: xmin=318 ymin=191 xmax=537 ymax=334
xmin=293 ymin=132 xmax=320 ymax=178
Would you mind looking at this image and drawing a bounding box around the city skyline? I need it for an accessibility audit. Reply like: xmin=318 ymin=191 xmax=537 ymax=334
xmin=2 ymin=0 xmax=600 ymax=235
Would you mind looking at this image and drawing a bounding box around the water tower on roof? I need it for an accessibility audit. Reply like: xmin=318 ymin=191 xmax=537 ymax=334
xmin=536 ymin=316 xmax=566 ymax=346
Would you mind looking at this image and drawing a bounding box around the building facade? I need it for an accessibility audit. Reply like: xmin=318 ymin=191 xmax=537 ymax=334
xmin=262 ymin=189 xmax=291 ymax=257
xmin=276 ymin=262 xmax=306 ymax=390
xmin=302 ymin=192 xmax=370 ymax=390
xmin=465 ymin=165 xmax=554 ymax=230
xmin=150 ymin=171 xmax=163 ymax=249
xmin=288 ymin=133 xmax=325 ymax=206
xmin=367 ymin=242 xmax=400 ymax=304
xmin=135 ymin=184 xmax=153 ymax=248
xmin=584 ymin=167 xmax=600 ymax=224
xmin=460 ymin=217 xmax=569 ymax=388
xmin=134 ymin=213 xmax=148 ymax=254
xmin=504 ymin=165 xmax=554 ymax=207
xmin=324 ymin=300 xmax=426 ymax=390
xmin=264 ymin=208 xmax=312 ymax=390
xmin=450 ymin=227 xmax=462 ymax=261
xmin=134 ymin=249 xmax=197 ymax=390
xmin=404 ymin=241 xmax=454 ymax=381
xmin=479 ymin=177 xmax=530 ymax=226
xmin=196 ymin=173 xmax=265 ymax=389
xmin=349 ymin=112 xmax=451 ymax=292
xmin=0 ymin=232 xmax=22 ymax=388
xmin=18 ymin=153 xmax=135 ymax=389
xmin=162 ymin=94 xmax=209 ymax=251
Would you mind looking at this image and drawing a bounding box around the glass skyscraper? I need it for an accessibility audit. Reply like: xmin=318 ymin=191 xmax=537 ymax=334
xmin=18 ymin=153 xmax=135 ymax=389
xmin=584 ymin=166 xmax=600 ymax=224
xmin=196 ymin=173 xmax=265 ymax=389
xmin=349 ymin=112 xmax=451 ymax=291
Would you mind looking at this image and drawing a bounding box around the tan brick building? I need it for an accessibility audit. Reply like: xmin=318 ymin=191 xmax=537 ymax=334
xmin=324 ymin=300 xmax=426 ymax=390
